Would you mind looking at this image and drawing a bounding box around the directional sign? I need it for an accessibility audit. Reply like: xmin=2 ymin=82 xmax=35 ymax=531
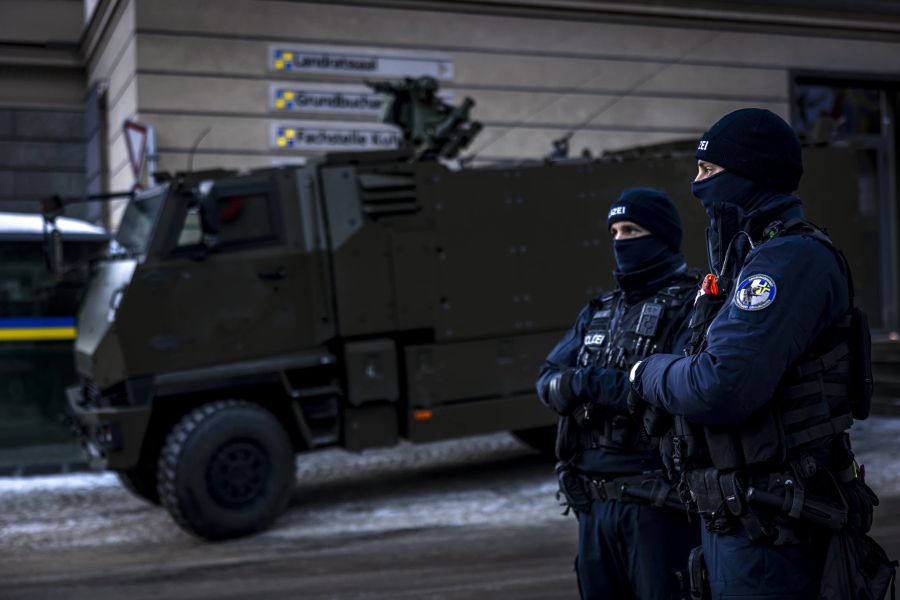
xmin=271 ymin=122 xmax=401 ymax=151
xmin=269 ymin=83 xmax=453 ymax=116
xmin=269 ymin=45 xmax=454 ymax=80
xmin=123 ymin=120 xmax=148 ymax=179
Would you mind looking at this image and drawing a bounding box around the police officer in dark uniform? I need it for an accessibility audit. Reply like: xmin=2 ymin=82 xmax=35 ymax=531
xmin=536 ymin=188 xmax=701 ymax=600
xmin=629 ymin=109 xmax=891 ymax=599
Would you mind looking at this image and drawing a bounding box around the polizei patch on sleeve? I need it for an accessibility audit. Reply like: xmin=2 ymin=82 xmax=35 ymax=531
xmin=734 ymin=274 xmax=777 ymax=311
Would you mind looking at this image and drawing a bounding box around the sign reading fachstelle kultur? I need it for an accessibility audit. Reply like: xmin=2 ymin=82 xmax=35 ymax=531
xmin=271 ymin=122 xmax=402 ymax=151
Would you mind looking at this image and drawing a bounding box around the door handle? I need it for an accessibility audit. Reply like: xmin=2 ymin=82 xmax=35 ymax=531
xmin=257 ymin=266 xmax=287 ymax=281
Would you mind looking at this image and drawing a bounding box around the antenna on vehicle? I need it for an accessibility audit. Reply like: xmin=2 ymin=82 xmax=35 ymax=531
xmin=466 ymin=36 xmax=717 ymax=162
xmin=187 ymin=128 xmax=212 ymax=173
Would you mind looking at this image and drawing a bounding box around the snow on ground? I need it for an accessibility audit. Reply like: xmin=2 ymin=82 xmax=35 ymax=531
xmin=0 ymin=472 xmax=119 ymax=495
xmin=1 ymin=417 xmax=898 ymax=552
xmin=0 ymin=433 xmax=563 ymax=550
xmin=266 ymin=478 xmax=562 ymax=542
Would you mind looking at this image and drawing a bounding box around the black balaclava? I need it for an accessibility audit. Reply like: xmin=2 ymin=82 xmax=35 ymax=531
xmin=607 ymin=188 xmax=686 ymax=303
xmin=692 ymin=109 xmax=804 ymax=275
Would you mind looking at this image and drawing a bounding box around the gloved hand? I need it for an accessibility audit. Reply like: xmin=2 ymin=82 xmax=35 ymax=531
xmin=546 ymin=368 xmax=580 ymax=416
xmin=626 ymin=360 xmax=647 ymax=420
xmin=843 ymin=476 xmax=879 ymax=533
xmin=572 ymin=399 xmax=598 ymax=427
xmin=642 ymin=404 xmax=672 ymax=438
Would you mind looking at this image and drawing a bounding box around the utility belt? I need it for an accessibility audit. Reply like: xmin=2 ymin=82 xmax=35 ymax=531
xmin=557 ymin=468 xmax=685 ymax=515
xmin=682 ymin=457 xmax=862 ymax=543
xmin=684 ymin=462 xmax=896 ymax=600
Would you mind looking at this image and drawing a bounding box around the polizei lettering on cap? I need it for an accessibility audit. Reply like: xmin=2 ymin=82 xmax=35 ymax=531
xmin=608 ymin=206 xmax=627 ymax=218
xmin=698 ymin=140 xmax=709 ymax=150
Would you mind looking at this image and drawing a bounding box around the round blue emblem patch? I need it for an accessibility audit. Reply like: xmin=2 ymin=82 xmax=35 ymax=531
xmin=734 ymin=274 xmax=777 ymax=311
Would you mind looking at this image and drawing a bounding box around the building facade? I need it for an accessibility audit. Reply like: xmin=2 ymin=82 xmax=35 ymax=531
xmin=0 ymin=0 xmax=899 ymax=469
xmin=1 ymin=0 xmax=899 ymax=328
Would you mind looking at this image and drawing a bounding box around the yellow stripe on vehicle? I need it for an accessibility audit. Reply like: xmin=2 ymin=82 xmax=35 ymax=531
xmin=0 ymin=327 xmax=78 ymax=341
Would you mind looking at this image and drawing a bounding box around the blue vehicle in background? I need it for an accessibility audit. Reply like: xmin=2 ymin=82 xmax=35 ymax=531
xmin=0 ymin=212 xmax=110 ymax=474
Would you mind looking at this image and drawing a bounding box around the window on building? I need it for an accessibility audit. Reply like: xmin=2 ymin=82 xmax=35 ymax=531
xmin=791 ymin=75 xmax=900 ymax=332
xmin=793 ymin=84 xmax=882 ymax=141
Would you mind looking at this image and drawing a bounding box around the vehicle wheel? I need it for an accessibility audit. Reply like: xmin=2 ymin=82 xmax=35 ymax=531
xmin=117 ymin=462 xmax=160 ymax=505
xmin=157 ymin=400 xmax=295 ymax=541
xmin=513 ymin=425 xmax=557 ymax=459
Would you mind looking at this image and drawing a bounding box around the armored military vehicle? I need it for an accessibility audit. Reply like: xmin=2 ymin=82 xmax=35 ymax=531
xmin=56 ymin=78 xmax=864 ymax=540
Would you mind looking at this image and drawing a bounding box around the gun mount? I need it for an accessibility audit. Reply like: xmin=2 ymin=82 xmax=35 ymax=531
xmin=367 ymin=76 xmax=483 ymax=161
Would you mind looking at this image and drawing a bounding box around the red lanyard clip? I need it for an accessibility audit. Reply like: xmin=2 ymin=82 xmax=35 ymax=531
xmin=701 ymin=273 xmax=719 ymax=296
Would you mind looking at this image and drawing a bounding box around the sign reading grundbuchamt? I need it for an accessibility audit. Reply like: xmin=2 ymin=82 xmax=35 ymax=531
xmin=269 ymin=84 xmax=453 ymax=115
xmin=270 ymin=85 xmax=385 ymax=115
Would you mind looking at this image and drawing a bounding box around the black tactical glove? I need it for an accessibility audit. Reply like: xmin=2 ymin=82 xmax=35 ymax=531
xmin=546 ymin=368 xmax=580 ymax=416
xmin=626 ymin=388 xmax=644 ymax=421
xmin=843 ymin=476 xmax=879 ymax=533
xmin=572 ymin=400 xmax=599 ymax=427
xmin=830 ymin=433 xmax=879 ymax=533
xmin=626 ymin=360 xmax=648 ymax=421
xmin=642 ymin=404 xmax=672 ymax=438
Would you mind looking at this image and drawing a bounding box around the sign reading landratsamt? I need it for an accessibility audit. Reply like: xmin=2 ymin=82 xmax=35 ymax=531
xmin=271 ymin=122 xmax=402 ymax=151
xmin=269 ymin=45 xmax=454 ymax=80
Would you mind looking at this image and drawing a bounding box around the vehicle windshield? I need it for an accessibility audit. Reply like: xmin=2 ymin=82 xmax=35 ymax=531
xmin=115 ymin=189 xmax=166 ymax=255
xmin=0 ymin=239 xmax=107 ymax=317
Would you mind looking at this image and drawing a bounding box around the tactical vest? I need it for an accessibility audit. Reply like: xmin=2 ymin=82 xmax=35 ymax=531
xmin=575 ymin=273 xmax=699 ymax=453
xmin=674 ymin=220 xmax=873 ymax=474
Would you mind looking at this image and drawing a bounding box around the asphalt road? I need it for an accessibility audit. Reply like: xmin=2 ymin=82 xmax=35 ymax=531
xmin=2 ymin=427 xmax=900 ymax=600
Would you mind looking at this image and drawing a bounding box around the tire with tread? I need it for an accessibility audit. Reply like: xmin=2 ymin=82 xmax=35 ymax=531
xmin=157 ymin=400 xmax=295 ymax=541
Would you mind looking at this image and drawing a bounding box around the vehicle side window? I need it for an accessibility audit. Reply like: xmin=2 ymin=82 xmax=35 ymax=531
xmin=215 ymin=192 xmax=275 ymax=246
xmin=174 ymin=190 xmax=278 ymax=252
xmin=177 ymin=208 xmax=203 ymax=247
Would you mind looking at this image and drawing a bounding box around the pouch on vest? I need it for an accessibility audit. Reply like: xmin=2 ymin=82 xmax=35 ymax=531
xmin=687 ymin=293 xmax=727 ymax=355
xmin=704 ymin=404 xmax=786 ymax=471
xmin=849 ymin=306 xmax=874 ymax=420
xmin=556 ymin=415 xmax=579 ymax=462
xmin=684 ymin=467 xmax=733 ymax=534
xmin=557 ymin=467 xmax=593 ymax=514
xmin=603 ymin=415 xmax=640 ymax=449
xmin=805 ymin=227 xmax=873 ymax=421
xmin=665 ymin=415 xmax=709 ymax=476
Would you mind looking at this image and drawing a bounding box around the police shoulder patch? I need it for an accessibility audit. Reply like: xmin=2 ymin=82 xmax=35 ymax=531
xmin=734 ymin=274 xmax=777 ymax=311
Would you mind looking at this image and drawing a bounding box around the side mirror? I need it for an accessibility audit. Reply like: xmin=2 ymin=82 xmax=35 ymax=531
xmin=43 ymin=221 xmax=65 ymax=280
xmin=50 ymin=228 xmax=64 ymax=280
xmin=199 ymin=193 xmax=220 ymax=237
xmin=175 ymin=182 xmax=219 ymax=260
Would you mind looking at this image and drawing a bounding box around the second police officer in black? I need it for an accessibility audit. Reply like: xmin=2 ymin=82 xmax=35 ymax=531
xmin=629 ymin=109 xmax=894 ymax=599
xmin=537 ymin=188 xmax=701 ymax=600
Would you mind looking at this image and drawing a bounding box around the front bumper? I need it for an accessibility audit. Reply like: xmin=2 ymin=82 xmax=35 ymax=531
xmin=66 ymin=385 xmax=151 ymax=471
